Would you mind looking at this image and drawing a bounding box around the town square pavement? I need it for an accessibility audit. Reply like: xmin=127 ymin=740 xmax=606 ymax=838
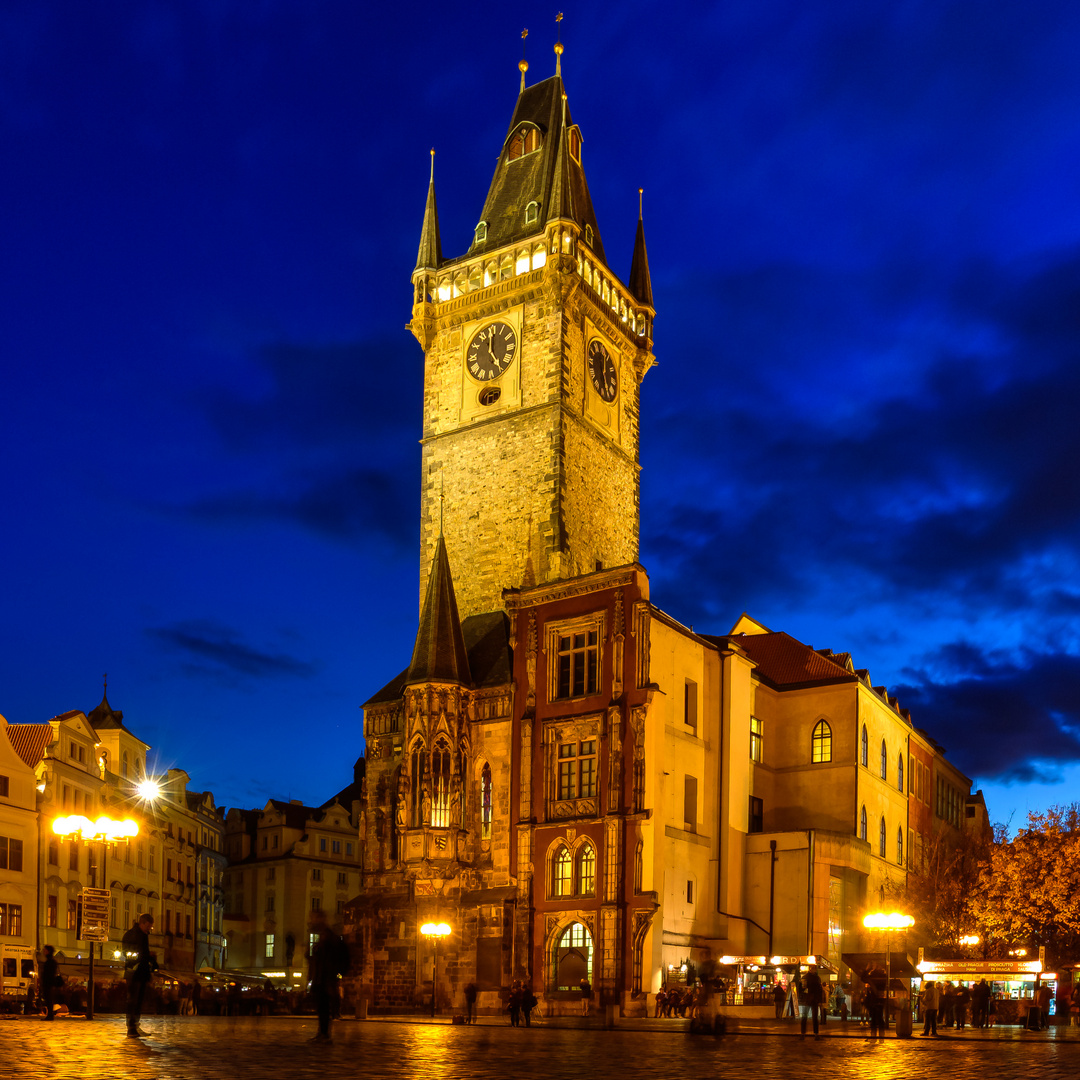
xmin=1 ymin=1014 xmax=1077 ymax=1079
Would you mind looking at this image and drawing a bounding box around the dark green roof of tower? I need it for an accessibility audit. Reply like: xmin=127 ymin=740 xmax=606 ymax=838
xmin=414 ymin=151 xmax=443 ymax=272
xmin=468 ymin=74 xmax=605 ymax=262
xmin=629 ymin=209 xmax=654 ymax=308
xmin=405 ymin=535 xmax=471 ymax=687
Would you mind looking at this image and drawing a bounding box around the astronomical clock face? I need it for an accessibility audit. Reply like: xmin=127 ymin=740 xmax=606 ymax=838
xmin=588 ymin=339 xmax=618 ymax=403
xmin=466 ymin=321 xmax=517 ymax=381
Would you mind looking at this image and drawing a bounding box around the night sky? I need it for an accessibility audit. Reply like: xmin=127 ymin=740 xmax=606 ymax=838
xmin=4 ymin=2 xmax=1080 ymax=828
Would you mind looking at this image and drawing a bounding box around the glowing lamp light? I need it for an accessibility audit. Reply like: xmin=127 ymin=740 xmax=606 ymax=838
xmin=420 ymin=922 xmax=451 ymax=937
xmin=863 ymin=912 xmax=914 ymax=930
xmin=136 ymin=778 xmax=162 ymax=801
xmin=959 ymin=934 xmax=980 ymax=946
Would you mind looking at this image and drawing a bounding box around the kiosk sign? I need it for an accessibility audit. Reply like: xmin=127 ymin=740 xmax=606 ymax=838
xmin=79 ymin=887 xmax=111 ymax=942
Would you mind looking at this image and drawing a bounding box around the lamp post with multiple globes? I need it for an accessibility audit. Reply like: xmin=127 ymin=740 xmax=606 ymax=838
xmin=420 ymin=922 xmax=452 ymax=1017
xmin=51 ymin=814 xmax=139 ymax=1019
xmin=862 ymin=911 xmax=915 ymax=1034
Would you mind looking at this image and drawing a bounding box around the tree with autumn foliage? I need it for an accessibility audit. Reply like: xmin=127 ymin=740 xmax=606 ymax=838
xmin=967 ymin=804 xmax=1080 ymax=965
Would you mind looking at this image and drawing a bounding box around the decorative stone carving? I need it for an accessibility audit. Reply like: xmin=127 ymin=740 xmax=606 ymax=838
xmin=612 ymin=589 xmax=625 ymax=697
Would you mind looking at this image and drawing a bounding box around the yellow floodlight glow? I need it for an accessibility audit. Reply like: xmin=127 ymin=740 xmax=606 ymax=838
xmin=52 ymin=814 xmax=139 ymax=843
xmin=959 ymin=934 xmax=980 ymax=946
xmin=420 ymin=922 xmax=452 ymax=937
xmin=863 ymin=912 xmax=914 ymax=930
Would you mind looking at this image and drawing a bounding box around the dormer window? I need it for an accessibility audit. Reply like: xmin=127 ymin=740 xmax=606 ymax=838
xmin=474 ymin=221 xmax=488 ymax=244
xmin=568 ymin=127 xmax=581 ymax=161
xmin=507 ymin=125 xmax=542 ymax=162
xmin=584 ymin=224 xmax=594 ymax=248
xmin=525 ymin=201 xmax=539 ymax=225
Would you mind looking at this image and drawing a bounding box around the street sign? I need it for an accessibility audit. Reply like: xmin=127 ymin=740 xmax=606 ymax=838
xmin=79 ymin=887 xmax=111 ymax=942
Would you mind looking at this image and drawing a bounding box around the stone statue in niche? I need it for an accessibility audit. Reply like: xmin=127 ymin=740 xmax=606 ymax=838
xmin=450 ymin=788 xmax=462 ymax=830
xmin=396 ymin=792 xmax=407 ymax=829
xmin=422 ymin=786 xmax=432 ymax=826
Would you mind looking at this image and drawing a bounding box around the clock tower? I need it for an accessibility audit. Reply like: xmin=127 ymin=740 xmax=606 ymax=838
xmin=409 ymin=45 xmax=655 ymax=619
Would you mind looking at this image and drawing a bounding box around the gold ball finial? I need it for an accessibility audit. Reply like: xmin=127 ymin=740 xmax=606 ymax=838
xmin=519 ymin=59 xmax=529 ymax=73
xmin=554 ymin=42 xmax=564 ymax=55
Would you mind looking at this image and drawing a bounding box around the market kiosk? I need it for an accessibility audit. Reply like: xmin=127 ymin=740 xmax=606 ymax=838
xmin=915 ymin=955 xmax=1052 ymax=1027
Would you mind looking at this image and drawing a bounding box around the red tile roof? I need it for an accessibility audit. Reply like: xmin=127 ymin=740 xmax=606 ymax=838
xmin=731 ymin=631 xmax=857 ymax=688
xmin=7 ymin=723 xmax=53 ymax=768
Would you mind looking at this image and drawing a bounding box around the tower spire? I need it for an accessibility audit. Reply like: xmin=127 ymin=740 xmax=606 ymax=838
xmin=629 ymin=187 xmax=654 ymax=308
xmin=519 ymin=28 xmax=529 ymax=93
xmin=414 ymin=148 xmax=442 ymax=273
xmin=407 ymin=535 xmax=471 ymax=686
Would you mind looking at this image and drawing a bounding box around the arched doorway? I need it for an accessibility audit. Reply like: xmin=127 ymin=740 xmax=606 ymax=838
xmin=554 ymin=922 xmax=593 ymax=990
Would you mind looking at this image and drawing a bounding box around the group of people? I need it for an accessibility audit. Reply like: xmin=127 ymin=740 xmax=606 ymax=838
xmin=506 ymin=980 xmax=539 ymax=1025
xmin=654 ymin=983 xmax=711 ymax=1019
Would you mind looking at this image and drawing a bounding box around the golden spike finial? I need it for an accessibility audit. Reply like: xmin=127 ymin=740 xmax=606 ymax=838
xmin=430 ymin=148 xmax=435 ymax=183
xmin=520 ymin=28 xmax=529 ymax=91
xmin=554 ymin=12 xmax=564 ymax=76
xmin=638 ymin=187 xmax=643 ymax=219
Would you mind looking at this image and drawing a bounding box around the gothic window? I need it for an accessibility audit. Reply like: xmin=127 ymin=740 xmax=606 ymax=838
xmin=506 ymin=126 xmax=541 ymax=161
xmin=634 ymin=840 xmax=643 ymax=893
xmin=555 ymin=922 xmax=592 ymax=990
xmin=122 ymin=750 xmax=129 ymax=778
xmin=860 ymin=726 xmax=868 ymax=768
xmin=750 ymin=717 xmax=763 ymax=762
xmin=468 ymin=263 xmax=483 ymax=291
xmin=553 ymin=845 xmax=572 ymax=897
xmin=481 ymin=763 xmax=492 ymax=840
xmin=897 ymin=752 xmax=904 ymax=792
xmin=812 ymin=720 xmax=832 ymax=763
xmin=557 ymin=741 xmax=597 ymax=800
xmin=897 ymin=826 xmax=904 ymax=865
xmin=532 ymin=241 xmax=547 ymax=269
xmin=879 ymin=817 xmax=887 ymax=858
xmin=585 ymin=223 xmax=594 ymax=248
xmin=577 ymin=843 xmax=595 ymax=896
xmin=880 ymin=739 xmax=888 ymax=780
xmin=859 ymin=805 xmax=867 ymax=842
xmin=410 ymin=743 xmax=426 ymax=827
xmin=568 ymin=128 xmax=581 ymax=161
xmin=432 ymin=741 xmax=451 ymax=828
xmin=499 ymin=253 xmax=513 ymax=281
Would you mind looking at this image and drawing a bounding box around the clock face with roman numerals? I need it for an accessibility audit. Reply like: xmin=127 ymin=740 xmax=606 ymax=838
xmin=588 ymin=339 xmax=618 ymax=403
xmin=466 ymin=322 xmax=517 ymax=381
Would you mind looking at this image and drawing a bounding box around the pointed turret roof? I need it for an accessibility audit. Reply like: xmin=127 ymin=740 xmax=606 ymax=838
xmin=406 ymin=535 xmax=471 ymax=686
xmin=628 ymin=195 xmax=654 ymax=308
xmin=414 ymin=150 xmax=443 ymax=273
xmin=88 ymin=687 xmax=128 ymax=732
xmin=470 ymin=68 xmax=605 ymax=261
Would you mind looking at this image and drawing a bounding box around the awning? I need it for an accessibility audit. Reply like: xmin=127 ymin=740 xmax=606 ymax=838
xmin=842 ymin=952 xmax=920 ymax=978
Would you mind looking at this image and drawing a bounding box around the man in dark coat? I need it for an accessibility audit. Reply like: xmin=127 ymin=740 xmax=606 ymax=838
xmin=40 ymin=945 xmax=59 ymax=1019
xmin=308 ymin=910 xmax=345 ymax=1043
xmin=801 ymin=965 xmax=824 ymax=1036
xmin=122 ymin=913 xmax=158 ymax=1037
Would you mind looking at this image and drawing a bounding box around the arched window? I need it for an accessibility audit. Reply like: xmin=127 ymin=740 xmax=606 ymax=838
xmin=811 ymin=720 xmax=832 ymax=763
xmin=481 ymin=763 xmax=492 ymax=840
xmin=122 ymin=750 xmax=129 ymax=779
xmin=860 ymin=726 xmax=868 ymax=768
xmin=897 ymin=826 xmax=904 ymax=865
xmin=431 ymin=741 xmax=451 ymax=828
xmin=578 ymin=843 xmax=595 ymax=896
xmin=553 ymin=846 xmax=572 ymax=897
xmin=568 ymin=128 xmax=581 ymax=161
xmin=897 ymin=753 xmax=904 ymax=792
xmin=585 ymin=224 xmax=594 ymax=248
xmin=506 ymin=126 xmax=542 ymax=161
xmin=880 ymin=739 xmax=888 ymax=780
xmin=474 ymin=221 xmax=487 ymax=244
xmin=634 ymin=840 xmax=643 ymax=894
xmin=879 ymin=817 xmax=887 ymax=857
xmin=554 ymin=921 xmax=592 ymax=990
xmin=859 ymin=805 xmax=867 ymax=841
xmin=525 ymin=201 xmax=539 ymax=225
xmin=410 ymin=743 xmax=426 ymax=827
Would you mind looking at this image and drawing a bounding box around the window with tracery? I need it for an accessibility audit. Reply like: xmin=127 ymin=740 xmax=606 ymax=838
xmin=481 ymin=763 xmax=492 ymax=840
xmin=578 ymin=843 xmax=595 ymax=896
xmin=553 ymin=845 xmax=572 ymax=897
xmin=431 ymin=741 xmax=451 ymax=828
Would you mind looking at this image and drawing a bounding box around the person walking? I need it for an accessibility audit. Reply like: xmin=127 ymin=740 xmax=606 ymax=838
xmin=39 ymin=945 xmax=59 ymax=1020
xmin=308 ymin=909 xmax=345 ymax=1044
xmin=464 ymin=981 xmax=478 ymax=1024
xmin=508 ymin=981 xmax=522 ymax=1027
xmin=863 ymin=964 xmax=887 ymax=1037
xmin=522 ymin=983 xmax=538 ymax=1027
xmin=801 ymin=965 xmax=824 ymax=1037
xmin=921 ymin=980 xmax=940 ymax=1036
xmin=122 ymin=912 xmax=158 ymax=1038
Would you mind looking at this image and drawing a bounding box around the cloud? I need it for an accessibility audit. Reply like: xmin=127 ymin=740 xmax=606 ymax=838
xmin=185 ymin=466 xmax=412 ymax=544
xmin=148 ymin=620 xmax=318 ymax=681
xmin=893 ymin=645 xmax=1080 ymax=784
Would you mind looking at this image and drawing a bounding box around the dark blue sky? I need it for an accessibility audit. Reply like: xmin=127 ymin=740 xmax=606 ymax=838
xmin=4 ymin=2 xmax=1079 ymax=826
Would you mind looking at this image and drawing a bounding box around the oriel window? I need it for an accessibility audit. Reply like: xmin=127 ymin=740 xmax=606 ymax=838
xmin=558 ymin=740 xmax=597 ymax=800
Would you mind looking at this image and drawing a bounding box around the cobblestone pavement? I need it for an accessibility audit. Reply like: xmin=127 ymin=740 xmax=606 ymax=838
xmin=1 ymin=1015 xmax=1077 ymax=1080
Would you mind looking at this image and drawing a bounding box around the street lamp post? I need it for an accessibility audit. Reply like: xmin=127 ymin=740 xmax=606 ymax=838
xmin=52 ymin=815 xmax=139 ymax=1020
xmin=420 ymin=922 xmax=451 ymax=1018
xmin=863 ymin=912 xmax=914 ymax=1034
